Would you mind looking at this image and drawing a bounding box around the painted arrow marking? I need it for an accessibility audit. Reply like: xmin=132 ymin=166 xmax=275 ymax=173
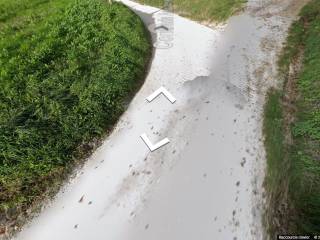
xmin=146 ymin=87 xmax=176 ymax=104
xmin=140 ymin=133 xmax=170 ymax=152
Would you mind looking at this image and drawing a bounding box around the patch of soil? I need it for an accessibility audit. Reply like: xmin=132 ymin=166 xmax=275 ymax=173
xmin=248 ymin=0 xmax=310 ymax=18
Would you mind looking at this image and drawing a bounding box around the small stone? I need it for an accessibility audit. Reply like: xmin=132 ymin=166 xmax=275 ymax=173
xmin=79 ymin=195 xmax=84 ymax=203
xmin=240 ymin=158 xmax=246 ymax=167
xmin=0 ymin=226 xmax=7 ymax=235
xmin=143 ymin=170 xmax=152 ymax=175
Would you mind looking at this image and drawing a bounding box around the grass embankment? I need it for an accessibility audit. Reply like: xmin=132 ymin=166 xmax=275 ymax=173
xmin=264 ymin=0 xmax=320 ymax=235
xmin=137 ymin=0 xmax=246 ymax=22
xmin=0 ymin=0 xmax=151 ymax=226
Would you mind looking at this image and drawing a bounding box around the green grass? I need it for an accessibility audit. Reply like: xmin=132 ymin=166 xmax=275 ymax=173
xmin=136 ymin=0 xmax=246 ymax=22
xmin=264 ymin=90 xmax=285 ymax=190
xmin=0 ymin=0 xmax=151 ymax=221
xmin=264 ymin=0 xmax=320 ymax=234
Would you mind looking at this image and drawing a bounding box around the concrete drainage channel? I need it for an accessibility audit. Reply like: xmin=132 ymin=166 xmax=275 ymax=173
xmin=12 ymin=0 xmax=308 ymax=239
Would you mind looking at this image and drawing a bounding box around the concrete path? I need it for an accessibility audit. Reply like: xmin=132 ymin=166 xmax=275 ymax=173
xmin=13 ymin=0 xmax=307 ymax=239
